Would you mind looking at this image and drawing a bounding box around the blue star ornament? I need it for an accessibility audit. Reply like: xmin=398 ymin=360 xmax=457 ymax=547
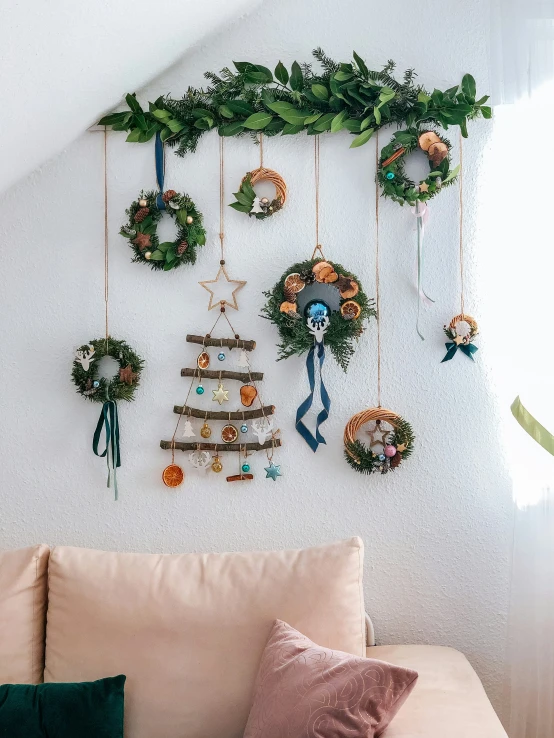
xmin=264 ymin=461 xmax=282 ymax=481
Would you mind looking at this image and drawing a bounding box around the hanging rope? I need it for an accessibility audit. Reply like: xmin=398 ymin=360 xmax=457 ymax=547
xmin=103 ymin=127 xmax=109 ymax=352
xmin=375 ymin=132 xmax=382 ymax=408
xmin=219 ymin=136 xmax=225 ymax=262
xmin=259 ymin=132 xmax=264 ymax=169
xmin=459 ymin=131 xmax=465 ymax=316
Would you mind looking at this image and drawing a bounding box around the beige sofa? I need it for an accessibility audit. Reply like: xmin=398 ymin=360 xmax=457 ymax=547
xmin=0 ymin=540 xmax=507 ymax=738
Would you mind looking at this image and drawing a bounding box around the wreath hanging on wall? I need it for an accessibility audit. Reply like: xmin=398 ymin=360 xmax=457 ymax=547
xmin=377 ymin=128 xmax=460 ymax=206
xmin=261 ymin=257 xmax=375 ymax=371
xmin=120 ymin=190 xmax=206 ymax=271
xmin=71 ymin=337 xmax=144 ymax=403
xmin=344 ymin=408 xmax=415 ymax=475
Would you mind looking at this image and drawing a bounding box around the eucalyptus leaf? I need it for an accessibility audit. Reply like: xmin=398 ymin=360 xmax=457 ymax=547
xmin=312 ymin=84 xmax=329 ymax=100
xmin=373 ymin=106 xmax=381 ymax=125
xmin=226 ymin=100 xmax=255 ymax=115
xmin=304 ymin=113 xmax=322 ymax=124
xmin=229 ymin=202 xmax=252 ymax=213
xmin=353 ymin=51 xmax=368 ymax=78
xmin=282 ymin=123 xmax=305 ymax=135
xmin=334 ymin=71 xmax=353 ymax=82
xmin=275 ymin=61 xmax=289 ymax=85
xmin=442 ymin=164 xmax=460 ymax=184
xmin=220 ymin=121 xmax=244 ymax=136
xmin=312 ymin=112 xmax=335 ymax=131
xmin=125 ymin=93 xmax=142 ymax=114
xmin=218 ymin=105 xmax=234 ymax=119
xmin=349 ymin=128 xmax=374 ymax=148
xmin=234 ymin=191 xmax=253 ymax=207
xmin=149 ymin=251 xmax=165 ymax=260
xmin=243 ymin=112 xmax=273 ymax=130
xmin=125 ymin=128 xmax=141 ymax=143
xmin=290 ymin=61 xmax=303 ymax=91
xmin=176 ymin=210 xmax=189 ymax=226
xmin=461 ymin=74 xmax=476 ymax=103
xmin=331 ymin=110 xmax=348 ymax=132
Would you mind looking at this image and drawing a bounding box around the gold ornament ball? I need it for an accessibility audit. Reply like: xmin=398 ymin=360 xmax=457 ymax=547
xmin=138 ymin=198 xmax=148 ymax=207
xmin=144 ymin=251 xmax=152 ymax=260
xmin=186 ymin=215 xmax=193 ymax=225
xmin=200 ymin=424 xmax=212 ymax=439
xmin=211 ymin=457 xmax=223 ymax=473
xmin=260 ymin=197 xmax=269 ymax=205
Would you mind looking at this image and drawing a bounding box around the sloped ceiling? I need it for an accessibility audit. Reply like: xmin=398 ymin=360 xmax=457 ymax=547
xmin=0 ymin=0 xmax=259 ymax=194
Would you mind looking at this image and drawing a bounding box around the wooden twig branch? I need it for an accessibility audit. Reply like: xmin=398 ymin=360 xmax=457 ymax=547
xmin=173 ymin=404 xmax=275 ymax=420
xmin=181 ymin=368 xmax=263 ymax=382
xmin=160 ymin=439 xmax=282 ymax=452
xmin=186 ymin=335 xmax=256 ymax=351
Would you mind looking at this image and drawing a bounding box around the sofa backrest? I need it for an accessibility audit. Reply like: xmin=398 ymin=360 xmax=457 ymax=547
xmin=44 ymin=538 xmax=365 ymax=738
xmin=0 ymin=544 xmax=50 ymax=684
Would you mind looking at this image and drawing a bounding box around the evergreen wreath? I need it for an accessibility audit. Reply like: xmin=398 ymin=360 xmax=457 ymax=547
xmin=261 ymin=257 xmax=375 ymax=371
xmin=230 ymin=170 xmax=286 ymax=219
xmin=121 ymin=190 xmax=206 ymax=271
xmin=71 ymin=337 xmax=144 ymax=403
xmin=378 ymin=128 xmax=460 ymax=206
xmin=344 ymin=410 xmax=415 ymax=475
xmin=99 ymin=50 xmax=490 ymax=207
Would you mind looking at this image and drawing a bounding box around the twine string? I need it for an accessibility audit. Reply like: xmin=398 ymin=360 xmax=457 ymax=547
xmin=314 ymin=135 xmax=320 ymax=252
xmin=375 ymin=133 xmax=381 ymax=407
xmin=219 ymin=137 xmax=225 ymax=261
xmin=459 ymin=132 xmax=465 ymax=316
xmin=103 ymin=127 xmax=109 ymax=352
xmin=259 ymin=132 xmax=264 ymax=169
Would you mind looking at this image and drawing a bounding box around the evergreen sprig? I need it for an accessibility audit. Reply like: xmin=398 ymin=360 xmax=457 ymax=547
xmin=98 ymin=50 xmax=491 ymax=168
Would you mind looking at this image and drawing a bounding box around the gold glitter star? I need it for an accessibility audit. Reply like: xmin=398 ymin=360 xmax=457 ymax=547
xmin=367 ymin=424 xmax=389 ymax=451
xmin=418 ymin=182 xmax=429 ymax=193
xmin=212 ymin=382 xmax=229 ymax=405
xmin=453 ymin=334 xmax=464 ymax=346
xmin=396 ymin=443 xmax=407 ymax=453
xmin=199 ymin=264 xmax=246 ymax=311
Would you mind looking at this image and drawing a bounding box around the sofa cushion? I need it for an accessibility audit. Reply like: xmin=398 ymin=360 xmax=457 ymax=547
xmin=0 ymin=544 xmax=50 ymax=684
xmin=0 ymin=675 xmax=126 ymax=738
xmin=365 ymin=645 xmax=508 ymax=737
xmin=245 ymin=620 xmax=418 ymax=738
xmin=45 ymin=538 xmax=365 ymax=738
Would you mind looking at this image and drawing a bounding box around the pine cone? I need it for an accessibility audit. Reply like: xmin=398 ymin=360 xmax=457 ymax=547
xmin=162 ymin=190 xmax=177 ymax=203
xmin=300 ymin=270 xmax=316 ymax=285
xmin=134 ymin=207 xmax=150 ymax=223
xmin=390 ymin=452 xmax=402 ymax=469
xmin=283 ymin=286 xmax=296 ymax=302
xmin=177 ymin=241 xmax=188 ymax=255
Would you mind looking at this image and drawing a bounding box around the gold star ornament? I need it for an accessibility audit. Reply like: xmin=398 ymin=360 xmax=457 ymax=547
xmin=212 ymin=382 xmax=229 ymax=405
xmin=418 ymin=182 xmax=429 ymax=193
xmin=199 ymin=263 xmax=246 ymax=311
xmin=367 ymin=424 xmax=389 ymax=450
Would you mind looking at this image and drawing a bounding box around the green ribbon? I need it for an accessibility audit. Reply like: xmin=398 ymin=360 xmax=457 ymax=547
xmin=511 ymin=395 xmax=554 ymax=457
xmin=441 ymin=341 xmax=478 ymax=363
xmin=92 ymin=400 xmax=121 ymax=500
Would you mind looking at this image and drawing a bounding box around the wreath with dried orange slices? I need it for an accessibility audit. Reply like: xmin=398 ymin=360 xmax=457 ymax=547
xmin=261 ymin=258 xmax=375 ymax=371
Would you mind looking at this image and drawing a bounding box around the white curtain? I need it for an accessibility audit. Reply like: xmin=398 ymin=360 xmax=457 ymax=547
xmin=489 ymin=3 xmax=554 ymax=737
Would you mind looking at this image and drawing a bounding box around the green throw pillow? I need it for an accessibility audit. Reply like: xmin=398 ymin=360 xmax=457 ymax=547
xmin=0 ymin=675 xmax=125 ymax=738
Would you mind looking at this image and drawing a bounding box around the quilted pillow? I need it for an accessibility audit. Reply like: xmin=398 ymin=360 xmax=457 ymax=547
xmin=245 ymin=620 xmax=418 ymax=738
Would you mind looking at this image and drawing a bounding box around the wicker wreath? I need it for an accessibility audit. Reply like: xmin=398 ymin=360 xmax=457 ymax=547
xmin=230 ymin=168 xmax=287 ymax=219
xmin=120 ymin=189 xmax=206 ymax=270
xmin=71 ymin=337 xmax=144 ymax=404
xmin=442 ymin=313 xmax=479 ymax=362
xmin=344 ymin=407 xmax=415 ymax=475
xmin=261 ymin=257 xmax=376 ymax=371
xmin=377 ymin=128 xmax=460 ymax=206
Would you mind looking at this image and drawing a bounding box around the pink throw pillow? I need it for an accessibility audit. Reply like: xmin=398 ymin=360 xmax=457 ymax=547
xmin=245 ymin=620 xmax=418 ymax=738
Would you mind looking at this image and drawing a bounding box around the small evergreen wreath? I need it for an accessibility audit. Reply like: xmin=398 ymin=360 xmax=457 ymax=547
xmin=230 ymin=170 xmax=287 ymax=219
xmin=344 ymin=408 xmax=415 ymax=474
xmin=71 ymin=337 xmax=144 ymax=403
xmin=120 ymin=190 xmax=206 ymax=271
xmin=261 ymin=257 xmax=375 ymax=371
xmin=377 ymin=128 xmax=460 ymax=206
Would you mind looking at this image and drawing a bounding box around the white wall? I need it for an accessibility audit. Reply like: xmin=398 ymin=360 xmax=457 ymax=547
xmin=0 ymin=0 xmax=513 ymax=718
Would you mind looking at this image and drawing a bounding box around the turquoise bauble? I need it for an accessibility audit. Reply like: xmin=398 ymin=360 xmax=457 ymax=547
xmin=240 ymin=424 xmax=248 ymax=433
xmin=378 ymin=454 xmax=386 ymax=461
xmin=196 ymin=385 xmax=205 ymax=395
xmin=218 ymin=352 xmax=225 ymax=361
xmin=304 ymin=300 xmax=330 ymax=322
xmin=385 ymin=171 xmax=395 ymax=180
xmin=242 ymin=463 xmax=251 ymax=473
xmin=93 ymin=380 xmax=100 ymax=388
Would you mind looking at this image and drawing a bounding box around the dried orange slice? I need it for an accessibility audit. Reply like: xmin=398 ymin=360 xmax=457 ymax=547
xmin=321 ymin=270 xmax=339 ymax=284
xmin=197 ymin=351 xmax=210 ymax=369
xmin=221 ymin=424 xmax=239 ymax=443
xmin=418 ymin=131 xmax=441 ymax=151
xmin=340 ymin=300 xmax=362 ymax=320
xmin=162 ymin=464 xmax=184 ymax=488
xmin=284 ymin=273 xmax=305 ymax=294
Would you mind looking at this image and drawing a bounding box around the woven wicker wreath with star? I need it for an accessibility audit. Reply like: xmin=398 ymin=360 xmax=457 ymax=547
xmin=377 ymin=128 xmax=460 ymax=206
xmin=344 ymin=408 xmax=415 ymax=475
xmin=71 ymin=337 xmax=144 ymax=403
xmin=120 ymin=190 xmax=206 ymax=271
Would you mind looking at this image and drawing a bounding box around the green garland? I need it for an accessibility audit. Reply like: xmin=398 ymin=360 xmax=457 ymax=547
xmin=378 ymin=128 xmax=459 ymax=206
xmin=98 ymin=50 xmax=490 ymax=206
xmin=261 ymin=257 xmax=375 ymax=371
xmin=71 ymin=337 xmax=144 ymax=403
xmin=344 ymin=417 xmax=415 ymax=474
xmin=121 ymin=190 xmax=206 ymax=270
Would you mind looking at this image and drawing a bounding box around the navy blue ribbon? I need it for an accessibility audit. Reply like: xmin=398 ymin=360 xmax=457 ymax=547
xmin=295 ymin=341 xmax=331 ymax=452
xmin=92 ymin=400 xmax=121 ymax=500
xmin=155 ymin=132 xmax=165 ymax=211
xmin=441 ymin=341 xmax=478 ymax=363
